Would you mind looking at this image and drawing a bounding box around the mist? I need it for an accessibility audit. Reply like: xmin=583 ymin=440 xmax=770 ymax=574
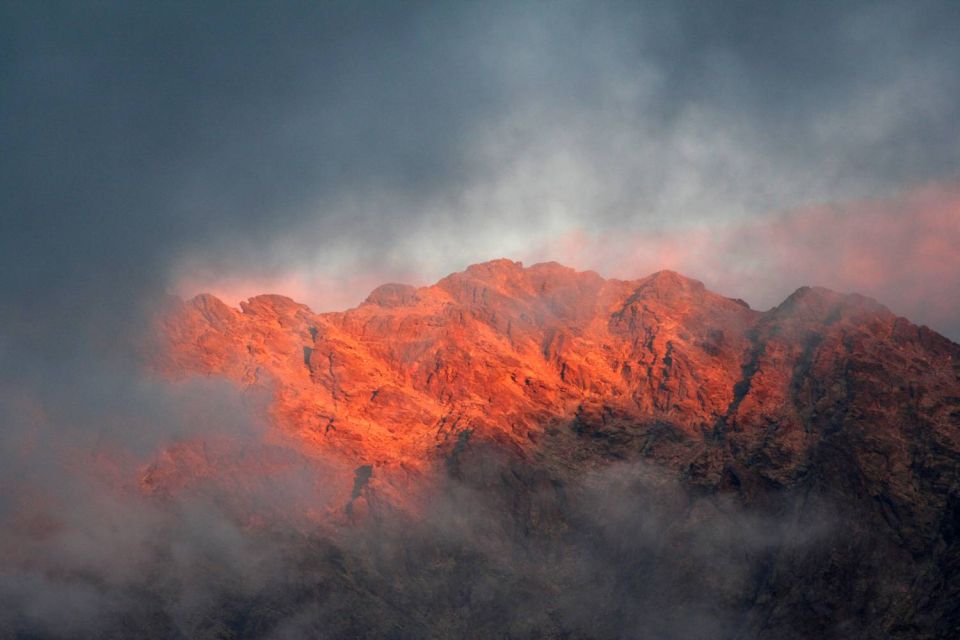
xmin=1 ymin=428 xmax=837 ymax=639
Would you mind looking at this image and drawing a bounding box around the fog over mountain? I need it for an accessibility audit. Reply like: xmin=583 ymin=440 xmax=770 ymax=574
xmin=1 ymin=2 xmax=959 ymax=639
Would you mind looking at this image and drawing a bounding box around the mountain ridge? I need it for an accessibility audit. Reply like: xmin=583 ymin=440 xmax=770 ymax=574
xmin=150 ymin=258 xmax=960 ymax=638
xmin=156 ymin=259 xmax=959 ymax=494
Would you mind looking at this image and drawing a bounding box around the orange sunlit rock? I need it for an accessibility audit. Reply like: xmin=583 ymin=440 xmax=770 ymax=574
xmin=152 ymin=259 xmax=960 ymax=518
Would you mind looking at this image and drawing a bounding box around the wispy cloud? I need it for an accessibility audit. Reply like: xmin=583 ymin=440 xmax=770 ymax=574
xmin=174 ymin=180 xmax=960 ymax=341
xmin=522 ymin=179 xmax=960 ymax=337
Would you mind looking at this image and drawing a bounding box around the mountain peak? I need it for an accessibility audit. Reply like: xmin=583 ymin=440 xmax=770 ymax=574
xmin=161 ymin=262 xmax=948 ymax=476
xmin=156 ymin=258 xmax=960 ymax=638
xmin=363 ymin=283 xmax=419 ymax=308
xmin=646 ymin=268 xmax=701 ymax=285
xmin=637 ymin=269 xmax=707 ymax=295
xmin=774 ymin=285 xmax=892 ymax=325
xmin=462 ymin=258 xmax=525 ymax=278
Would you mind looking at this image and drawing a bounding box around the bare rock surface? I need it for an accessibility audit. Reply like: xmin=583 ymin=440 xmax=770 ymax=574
xmin=144 ymin=259 xmax=960 ymax=639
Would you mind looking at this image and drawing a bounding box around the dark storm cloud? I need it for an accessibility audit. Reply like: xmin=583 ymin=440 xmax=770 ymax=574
xmin=3 ymin=0 xmax=960 ymax=355
xmin=0 ymin=1 xmax=491 ymax=353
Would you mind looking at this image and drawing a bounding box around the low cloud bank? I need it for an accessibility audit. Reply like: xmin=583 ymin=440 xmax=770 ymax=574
xmin=1 ymin=402 xmax=836 ymax=639
xmin=526 ymin=180 xmax=960 ymax=341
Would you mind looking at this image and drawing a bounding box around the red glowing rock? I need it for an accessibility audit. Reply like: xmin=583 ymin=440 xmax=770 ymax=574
xmin=151 ymin=260 xmax=960 ymax=521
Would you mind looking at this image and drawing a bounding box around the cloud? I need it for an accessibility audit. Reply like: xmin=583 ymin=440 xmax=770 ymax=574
xmin=5 ymin=2 xmax=959 ymax=357
xmin=139 ymin=2 xmax=958 ymax=342
xmin=2 ymin=429 xmax=837 ymax=639
xmin=0 ymin=371 xmax=345 ymax=638
xmin=175 ymin=180 xmax=960 ymax=341
xmin=521 ymin=179 xmax=960 ymax=339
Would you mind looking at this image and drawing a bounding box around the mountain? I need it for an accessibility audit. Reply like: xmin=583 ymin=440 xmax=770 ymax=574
xmin=151 ymin=259 xmax=960 ymax=639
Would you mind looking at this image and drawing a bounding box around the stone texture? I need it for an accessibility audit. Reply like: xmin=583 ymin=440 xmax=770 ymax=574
xmin=149 ymin=259 xmax=960 ymax=638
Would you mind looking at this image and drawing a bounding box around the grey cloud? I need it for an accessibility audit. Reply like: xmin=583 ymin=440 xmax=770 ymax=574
xmin=1 ymin=441 xmax=837 ymax=639
xmin=3 ymin=2 xmax=959 ymax=357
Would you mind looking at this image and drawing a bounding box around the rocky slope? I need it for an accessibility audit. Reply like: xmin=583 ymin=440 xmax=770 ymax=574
xmin=149 ymin=259 xmax=960 ymax=639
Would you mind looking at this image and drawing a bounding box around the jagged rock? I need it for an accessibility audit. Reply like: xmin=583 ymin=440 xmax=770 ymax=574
xmin=150 ymin=259 xmax=960 ymax=639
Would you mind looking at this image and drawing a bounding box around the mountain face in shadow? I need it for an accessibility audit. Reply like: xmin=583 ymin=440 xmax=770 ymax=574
xmin=121 ymin=260 xmax=959 ymax=637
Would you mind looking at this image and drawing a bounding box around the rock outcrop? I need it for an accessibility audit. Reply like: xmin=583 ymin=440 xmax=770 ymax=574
xmin=150 ymin=259 xmax=960 ymax=639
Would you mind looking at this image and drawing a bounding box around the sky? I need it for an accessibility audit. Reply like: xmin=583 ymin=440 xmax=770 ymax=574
xmin=2 ymin=1 xmax=959 ymax=350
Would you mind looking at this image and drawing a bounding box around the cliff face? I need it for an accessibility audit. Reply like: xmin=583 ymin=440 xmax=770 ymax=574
xmin=153 ymin=259 xmax=960 ymax=639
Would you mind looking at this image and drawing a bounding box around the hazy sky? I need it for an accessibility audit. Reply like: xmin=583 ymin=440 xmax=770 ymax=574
xmin=3 ymin=0 xmax=959 ymax=349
